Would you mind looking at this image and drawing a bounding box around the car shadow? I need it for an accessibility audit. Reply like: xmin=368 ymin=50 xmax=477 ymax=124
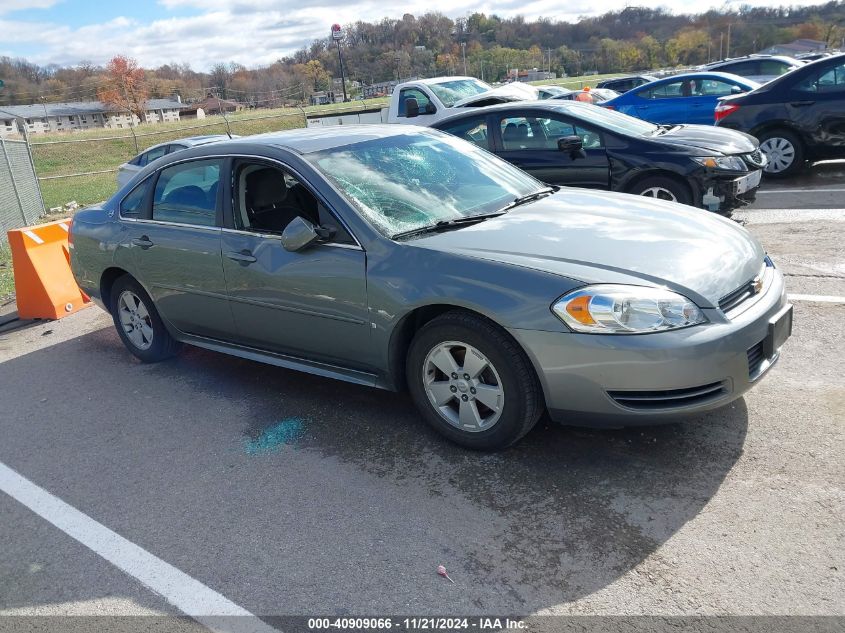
xmin=0 ymin=328 xmax=749 ymax=614
xmin=169 ymin=340 xmax=750 ymax=610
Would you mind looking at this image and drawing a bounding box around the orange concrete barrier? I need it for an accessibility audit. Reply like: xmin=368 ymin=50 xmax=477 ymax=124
xmin=7 ymin=218 xmax=91 ymax=320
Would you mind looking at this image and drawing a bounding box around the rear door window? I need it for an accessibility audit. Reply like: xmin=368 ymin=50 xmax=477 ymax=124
xmin=795 ymin=62 xmax=845 ymax=93
xmin=759 ymin=60 xmax=792 ymax=76
xmin=120 ymin=178 xmax=150 ymax=219
xmin=640 ymin=81 xmax=684 ymax=99
xmin=720 ymin=60 xmax=758 ymax=76
xmin=698 ymin=79 xmax=740 ymax=96
xmin=140 ymin=145 xmax=168 ymax=166
xmin=152 ymin=159 xmax=222 ymax=226
xmin=438 ymin=116 xmax=490 ymax=149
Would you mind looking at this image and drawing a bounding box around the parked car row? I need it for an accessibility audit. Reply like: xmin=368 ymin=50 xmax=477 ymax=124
xmin=593 ymin=52 xmax=845 ymax=176
xmin=76 ymin=125 xmax=791 ymax=450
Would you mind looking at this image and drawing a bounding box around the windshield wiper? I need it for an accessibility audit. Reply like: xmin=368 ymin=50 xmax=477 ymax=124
xmin=392 ymin=212 xmax=506 ymax=240
xmin=500 ymin=187 xmax=555 ymax=212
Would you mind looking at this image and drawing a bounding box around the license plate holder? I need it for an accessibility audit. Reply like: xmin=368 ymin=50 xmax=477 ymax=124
xmin=764 ymin=304 xmax=793 ymax=359
xmin=735 ymin=169 xmax=762 ymax=194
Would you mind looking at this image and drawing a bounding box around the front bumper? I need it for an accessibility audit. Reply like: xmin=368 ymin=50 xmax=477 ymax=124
xmin=509 ymin=269 xmax=790 ymax=427
xmin=703 ymin=169 xmax=762 ymax=214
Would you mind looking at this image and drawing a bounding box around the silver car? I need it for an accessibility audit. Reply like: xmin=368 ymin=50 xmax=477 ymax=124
xmin=696 ymin=55 xmax=803 ymax=84
xmin=71 ymin=126 xmax=792 ymax=450
xmin=116 ymin=135 xmax=232 ymax=188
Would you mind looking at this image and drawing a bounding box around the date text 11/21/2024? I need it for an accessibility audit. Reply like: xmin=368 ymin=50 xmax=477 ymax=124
xmin=307 ymin=617 xmax=528 ymax=630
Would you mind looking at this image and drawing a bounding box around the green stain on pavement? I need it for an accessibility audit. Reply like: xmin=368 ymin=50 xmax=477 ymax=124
xmin=244 ymin=418 xmax=305 ymax=455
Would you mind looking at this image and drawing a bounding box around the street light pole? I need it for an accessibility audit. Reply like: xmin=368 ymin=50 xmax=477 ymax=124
xmin=331 ymin=24 xmax=348 ymax=102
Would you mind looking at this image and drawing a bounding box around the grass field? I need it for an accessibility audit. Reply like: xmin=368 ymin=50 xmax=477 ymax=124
xmin=30 ymin=98 xmax=389 ymax=210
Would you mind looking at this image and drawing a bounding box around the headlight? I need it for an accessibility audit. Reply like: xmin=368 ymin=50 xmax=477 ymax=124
xmin=552 ymin=285 xmax=707 ymax=334
xmin=692 ymin=156 xmax=747 ymax=171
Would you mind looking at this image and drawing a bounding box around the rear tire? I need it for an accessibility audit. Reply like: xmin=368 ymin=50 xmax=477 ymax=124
xmin=627 ymin=175 xmax=693 ymax=206
xmin=758 ymin=128 xmax=804 ymax=178
xmin=406 ymin=311 xmax=543 ymax=450
xmin=110 ymin=275 xmax=181 ymax=363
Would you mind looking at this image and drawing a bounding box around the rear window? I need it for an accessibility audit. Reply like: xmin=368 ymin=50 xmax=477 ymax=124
xmin=120 ymin=179 xmax=149 ymax=218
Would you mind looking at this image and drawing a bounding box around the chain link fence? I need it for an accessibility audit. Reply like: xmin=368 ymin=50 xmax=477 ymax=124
xmin=0 ymin=137 xmax=45 ymax=243
xmin=27 ymin=108 xmax=315 ymax=212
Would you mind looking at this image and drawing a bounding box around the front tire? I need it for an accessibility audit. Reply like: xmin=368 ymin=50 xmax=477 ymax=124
xmin=759 ymin=128 xmax=804 ymax=178
xmin=406 ymin=311 xmax=543 ymax=450
xmin=627 ymin=175 xmax=693 ymax=206
xmin=110 ymin=275 xmax=181 ymax=362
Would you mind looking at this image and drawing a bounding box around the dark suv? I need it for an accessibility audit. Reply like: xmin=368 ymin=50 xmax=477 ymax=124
xmin=715 ymin=53 xmax=845 ymax=177
xmin=596 ymin=75 xmax=657 ymax=93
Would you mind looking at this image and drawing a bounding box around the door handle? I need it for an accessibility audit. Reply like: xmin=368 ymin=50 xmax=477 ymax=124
xmin=790 ymin=100 xmax=815 ymax=107
xmin=226 ymin=250 xmax=257 ymax=264
xmin=131 ymin=236 xmax=153 ymax=249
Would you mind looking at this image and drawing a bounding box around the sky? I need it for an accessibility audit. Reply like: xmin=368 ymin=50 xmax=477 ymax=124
xmin=0 ymin=0 xmax=832 ymax=71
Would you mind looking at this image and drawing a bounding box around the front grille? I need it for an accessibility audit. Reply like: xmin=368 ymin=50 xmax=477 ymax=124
xmin=719 ymin=280 xmax=758 ymax=313
xmin=747 ymin=340 xmax=765 ymax=378
xmin=744 ymin=149 xmax=764 ymax=168
xmin=608 ymin=381 xmax=728 ymax=411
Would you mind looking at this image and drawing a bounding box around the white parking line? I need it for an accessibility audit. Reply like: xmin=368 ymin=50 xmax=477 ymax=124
xmin=788 ymin=294 xmax=845 ymax=304
xmin=0 ymin=461 xmax=279 ymax=633
xmin=757 ymin=187 xmax=845 ymax=194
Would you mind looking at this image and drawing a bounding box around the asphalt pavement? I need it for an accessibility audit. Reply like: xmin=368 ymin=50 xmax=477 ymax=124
xmin=0 ymin=162 xmax=843 ymax=628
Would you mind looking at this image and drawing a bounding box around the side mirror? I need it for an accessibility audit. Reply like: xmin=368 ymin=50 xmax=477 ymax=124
xmin=405 ymin=97 xmax=419 ymax=118
xmin=557 ymin=135 xmax=583 ymax=153
xmin=424 ymin=102 xmax=436 ymax=115
xmin=281 ymin=216 xmax=321 ymax=252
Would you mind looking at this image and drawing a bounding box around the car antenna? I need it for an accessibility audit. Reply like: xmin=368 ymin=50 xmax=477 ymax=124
xmin=215 ymin=88 xmax=233 ymax=139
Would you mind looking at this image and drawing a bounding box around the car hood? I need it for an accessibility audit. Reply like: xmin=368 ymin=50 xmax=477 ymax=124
xmin=410 ymin=189 xmax=765 ymax=308
xmin=453 ymin=83 xmax=538 ymax=107
xmin=655 ymin=124 xmax=758 ymax=154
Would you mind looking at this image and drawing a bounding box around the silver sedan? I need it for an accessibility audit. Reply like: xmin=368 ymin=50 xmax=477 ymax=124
xmin=116 ymin=135 xmax=232 ymax=188
xmin=72 ymin=126 xmax=792 ymax=450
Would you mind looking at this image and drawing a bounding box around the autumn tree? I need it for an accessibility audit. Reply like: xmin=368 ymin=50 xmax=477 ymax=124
xmin=97 ymin=55 xmax=148 ymax=123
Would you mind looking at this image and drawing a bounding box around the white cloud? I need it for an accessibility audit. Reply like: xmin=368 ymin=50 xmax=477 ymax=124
xmin=0 ymin=0 xmax=60 ymax=16
xmin=3 ymin=0 xmax=833 ymax=70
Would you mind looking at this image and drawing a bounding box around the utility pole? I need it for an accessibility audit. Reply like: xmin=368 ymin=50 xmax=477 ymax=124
xmin=719 ymin=33 xmax=724 ymax=60
xmin=726 ymin=22 xmax=732 ymax=58
xmin=461 ymin=42 xmax=467 ymax=76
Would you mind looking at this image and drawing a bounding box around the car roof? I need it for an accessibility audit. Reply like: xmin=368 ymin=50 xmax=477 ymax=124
xmin=603 ymin=74 xmax=656 ymax=81
xmin=432 ymin=100 xmax=599 ymax=126
xmin=641 ymin=71 xmax=758 ymax=85
xmin=703 ymin=55 xmax=799 ymax=67
xmin=140 ymin=134 xmax=232 ymax=153
xmin=190 ymin=125 xmax=445 ymax=155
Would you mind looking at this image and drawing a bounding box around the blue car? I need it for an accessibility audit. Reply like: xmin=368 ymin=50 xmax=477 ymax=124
xmin=604 ymin=72 xmax=761 ymax=125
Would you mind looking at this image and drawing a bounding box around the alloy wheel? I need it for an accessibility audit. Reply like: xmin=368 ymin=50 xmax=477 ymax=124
xmin=760 ymin=137 xmax=795 ymax=174
xmin=118 ymin=290 xmax=154 ymax=350
xmin=639 ymin=187 xmax=677 ymax=202
xmin=422 ymin=341 xmax=504 ymax=432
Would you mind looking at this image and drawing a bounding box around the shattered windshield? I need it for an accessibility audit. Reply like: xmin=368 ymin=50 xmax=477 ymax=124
xmin=306 ymin=131 xmax=544 ymax=239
